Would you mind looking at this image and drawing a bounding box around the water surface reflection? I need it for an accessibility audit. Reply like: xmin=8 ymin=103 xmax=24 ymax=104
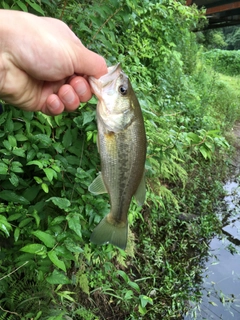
xmin=185 ymin=179 xmax=240 ymax=319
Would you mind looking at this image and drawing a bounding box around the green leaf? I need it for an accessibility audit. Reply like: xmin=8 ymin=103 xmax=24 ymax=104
xmin=32 ymin=230 xmax=56 ymax=248
xmin=38 ymin=114 xmax=54 ymax=127
xmin=0 ymin=112 xmax=7 ymax=125
xmin=35 ymin=134 xmax=52 ymax=146
xmin=140 ymin=295 xmax=153 ymax=308
xmin=8 ymin=135 xmax=17 ymax=148
xmin=19 ymin=218 xmax=33 ymax=228
xmin=86 ymin=131 xmax=93 ymax=141
xmin=9 ymin=172 xmax=19 ymax=187
xmin=15 ymin=134 xmax=28 ymax=141
xmin=128 ymin=280 xmax=140 ymax=292
xmin=27 ymin=149 xmax=36 ymax=161
xmin=56 ymin=290 xmax=75 ymax=302
xmin=47 ymin=313 xmax=66 ymax=320
xmin=50 ymin=216 xmax=66 ymax=226
xmin=7 ymin=213 xmax=22 ymax=221
xmin=48 ymin=251 xmax=66 ymax=272
xmin=5 ymin=112 xmax=14 ymax=132
xmin=41 ymin=183 xmax=49 ymax=193
xmin=64 ymin=239 xmax=84 ymax=253
xmin=27 ymin=160 xmax=44 ymax=169
xmin=47 ymin=197 xmax=71 ymax=210
xmin=12 ymin=148 xmax=25 ymax=157
xmin=23 ymin=186 xmax=40 ymax=202
xmin=199 ymin=146 xmax=209 ymax=159
xmin=0 ymin=215 xmax=12 ymax=237
xmin=0 ymin=190 xmax=30 ymax=205
xmin=46 ymin=270 xmax=70 ymax=284
xmin=124 ymin=290 xmax=133 ymax=300
xmin=66 ymin=213 xmax=82 ymax=237
xmin=187 ymin=132 xmax=200 ymax=144
xmin=14 ymin=227 xmax=20 ymax=241
xmin=54 ymin=114 xmax=63 ymax=126
xmin=73 ymin=115 xmax=83 ymax=128
xmin=63 ymin=129 xmax=72 ymax=148
xmin=138 ymin=304 xmax=147 ymax=316
xmin=11 ymin=161 xmax=24 ymax=173
xmin=43 ymin=168 xmax=56 ymax=182
xmin=22 ymin=110 xmax=34 ymax=121
xmin=34 ymin=176 xmax=43 ymax=184
xmin=0 ymin=163 xmax=8 ymax=175
xmin=83 ymin=111 xmax=95 ymax=126
xmin=20 ymin=243 xmax=47 ymax=255
xmin=16 ymin=1 xmax=28 ymax=11
xmin=65 ymin=155 xmax=80 ymax=165
xmin=117 ymin=270 xmax=129 ymax=282
xmin=53 ymin=142 xmax=64 ymax=153
xmin=25 ymin=0 xmax=45 ymax=15
xmin=3 ymin=140 xmax=11 ymax=150
xmin=31 ymin=210 xmax=41 ymax=228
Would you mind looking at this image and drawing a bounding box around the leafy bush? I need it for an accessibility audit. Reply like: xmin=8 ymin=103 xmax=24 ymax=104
xmin=204 ymin=49 xmax=240 ymax=75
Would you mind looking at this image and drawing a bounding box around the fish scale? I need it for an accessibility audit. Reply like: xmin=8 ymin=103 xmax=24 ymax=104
xmin=88 ymin=64 xmax=146 ymax=249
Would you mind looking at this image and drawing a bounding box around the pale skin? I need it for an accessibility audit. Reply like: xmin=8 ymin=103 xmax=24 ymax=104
xmin=0 ymin=10 xmax=107 ymax=115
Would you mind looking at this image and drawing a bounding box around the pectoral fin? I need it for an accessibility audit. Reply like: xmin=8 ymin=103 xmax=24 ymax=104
xmin=134 ymin=173 xmax=146 ymax=206
xmin=88 ymin=172 xmax=108 ymax=195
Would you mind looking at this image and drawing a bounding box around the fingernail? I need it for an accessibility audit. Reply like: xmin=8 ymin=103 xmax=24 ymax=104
xmin=48 ymin=97 xmax=61 ymax=111
xmin=75 ymin=80 xmax=87 ymax=96
xmin=62 ymin=89 xmax=75 ymax=103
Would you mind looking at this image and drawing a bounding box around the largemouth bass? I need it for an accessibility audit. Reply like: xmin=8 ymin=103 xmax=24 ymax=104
xmin=88 ymin=64 xmax=146 ymax=250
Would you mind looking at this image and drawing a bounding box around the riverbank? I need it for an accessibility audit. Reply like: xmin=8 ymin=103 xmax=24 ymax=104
xmin=184 ymin=123 xmax=240 ymax=319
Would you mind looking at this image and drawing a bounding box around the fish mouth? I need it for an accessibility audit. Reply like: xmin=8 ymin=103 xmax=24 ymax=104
xmin=106 ymin=63 xmax=121 ymax=76
xmin=98 ymin=63 xmax=122 ymax=87
xmin=88 ymin=63 xmax=122 ymax=98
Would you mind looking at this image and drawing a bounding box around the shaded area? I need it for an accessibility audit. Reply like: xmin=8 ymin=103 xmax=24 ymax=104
xmin=187 ymin=0 xmax=240 ymax=29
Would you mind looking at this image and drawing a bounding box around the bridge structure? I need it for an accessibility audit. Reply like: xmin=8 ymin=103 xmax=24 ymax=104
xmin=186 ymin=0 xmax=240 ymax=29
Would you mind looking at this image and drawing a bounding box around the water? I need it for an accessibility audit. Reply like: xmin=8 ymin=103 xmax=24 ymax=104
xmin=185 ymin=180 xmax=240 ymax=319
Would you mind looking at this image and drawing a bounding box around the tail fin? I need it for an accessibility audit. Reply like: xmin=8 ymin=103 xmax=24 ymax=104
xmin=90 ymin=215 xmax=128 ymax=250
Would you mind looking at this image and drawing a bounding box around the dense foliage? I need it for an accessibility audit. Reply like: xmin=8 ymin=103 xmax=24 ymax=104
xmin=204 ymin=49 xmax=240 ymax=76
xmin=224 ymin=26 xmax=240 ymax=50
xmin=0 ymin=1 xmax=239 ymax=319
xmin=202 ymin=26 xmax=240 ymax=50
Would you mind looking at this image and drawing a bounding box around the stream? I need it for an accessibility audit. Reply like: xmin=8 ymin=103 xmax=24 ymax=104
xmin=185 ymin=128 xmax=240 ymax=319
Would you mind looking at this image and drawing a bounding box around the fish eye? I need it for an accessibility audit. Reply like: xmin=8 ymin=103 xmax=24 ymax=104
xmin=119 ymin=85 xmax=128 ymax=96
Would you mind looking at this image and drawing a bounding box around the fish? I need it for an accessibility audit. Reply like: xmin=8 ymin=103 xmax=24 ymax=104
xmin=88 ymin=63 xmax=146 ymax=250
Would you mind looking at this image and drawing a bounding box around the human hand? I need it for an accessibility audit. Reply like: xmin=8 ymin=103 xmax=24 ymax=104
xmin=0 ymin=10 xmax=107 ymax=115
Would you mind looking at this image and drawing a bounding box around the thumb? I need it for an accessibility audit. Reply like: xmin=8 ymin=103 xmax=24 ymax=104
xmin=74 ymin=45 xmax=108 ymax=79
